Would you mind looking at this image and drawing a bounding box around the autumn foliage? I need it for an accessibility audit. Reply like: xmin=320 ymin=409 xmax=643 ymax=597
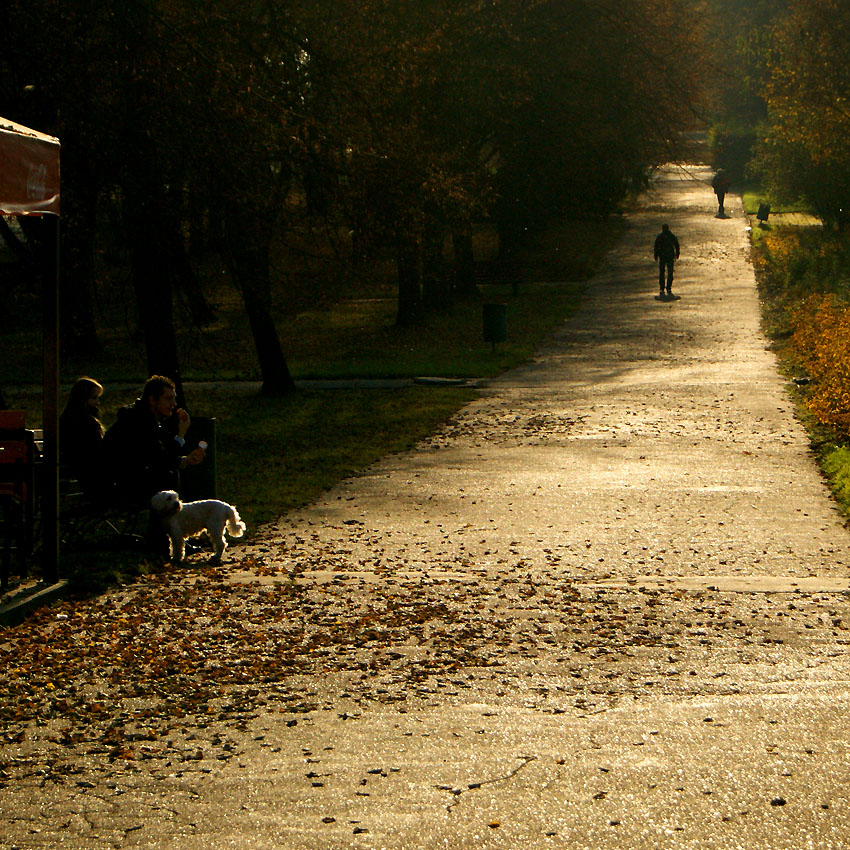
xmin=792 ymin=294 xmax=850 ymax=433
xmin=753 ymin=0 xmax=850 ymax=230
xmin=754 ymin=228 xmax=850 ymax=436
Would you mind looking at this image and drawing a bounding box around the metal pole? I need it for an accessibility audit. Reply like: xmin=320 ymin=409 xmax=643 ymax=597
xmin=41 ymin=214 xmax=60 ymax=583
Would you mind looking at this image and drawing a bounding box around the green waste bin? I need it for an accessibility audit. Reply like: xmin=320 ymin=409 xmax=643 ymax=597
xmin=483 ymin=303 xmax=507 ymax=345
xmin=180 ymin=416 xmax=217 ymax=501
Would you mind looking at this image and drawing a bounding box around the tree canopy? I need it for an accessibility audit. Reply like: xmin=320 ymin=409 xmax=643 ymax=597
xmin=2 ymin=0 xmax=709 ymax=382
xmin=755 ymin=0 xmax=850 ymax=229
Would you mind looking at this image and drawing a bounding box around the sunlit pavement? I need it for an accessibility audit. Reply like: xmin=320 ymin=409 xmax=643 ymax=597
xmin=4 ymin=164 xmax=850 ymax=849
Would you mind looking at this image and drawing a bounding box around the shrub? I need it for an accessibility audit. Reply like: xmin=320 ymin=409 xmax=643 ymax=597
xmin=755 ymin=228 xmax=850 ymax=437
xmin=792 ymin=293 xmax=850 ymax=434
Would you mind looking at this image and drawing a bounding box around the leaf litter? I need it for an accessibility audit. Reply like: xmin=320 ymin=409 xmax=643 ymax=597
xmin=2 ymin=533 xmax=850 ymax=787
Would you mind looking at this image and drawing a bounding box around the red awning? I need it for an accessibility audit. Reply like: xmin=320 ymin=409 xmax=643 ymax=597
xmin=0 ymin=117 xmax=60 ymax=215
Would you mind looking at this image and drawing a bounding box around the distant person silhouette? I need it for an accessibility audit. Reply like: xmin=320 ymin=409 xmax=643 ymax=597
xmin=712 ymin=169 xmax=730 ymax=217
xmin=653 ymin=223 xmax=680 ymax=298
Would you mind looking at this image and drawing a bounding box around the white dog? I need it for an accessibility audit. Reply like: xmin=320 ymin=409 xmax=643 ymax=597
xmin=150 ymin=490 xmax=246 ymax=564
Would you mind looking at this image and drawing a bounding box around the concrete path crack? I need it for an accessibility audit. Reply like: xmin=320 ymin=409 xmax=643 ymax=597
xmin=441 ymin=754 xmax=538 ymax=811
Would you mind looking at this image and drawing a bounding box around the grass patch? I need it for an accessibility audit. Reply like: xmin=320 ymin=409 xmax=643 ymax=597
xmin=0 ymin=217 xmax=616 ymax=387
xmin=283 ymin=280 xmax=585 ymax=380
xmin=4 ymin=371 xmax=477 ymax=531
xmin=210 ymin=385 xmax=478 ymax=527
xmin=741 ymin=181 xmax=812 ymax=216
xmin=821 ymin=445 xmax=850 ymax=517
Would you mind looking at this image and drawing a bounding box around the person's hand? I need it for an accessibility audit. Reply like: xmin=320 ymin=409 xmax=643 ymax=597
xmin=176 ymin=408 xmax=191 ymax=438
xmin=185 ymin=446 xmax=205 ymax=466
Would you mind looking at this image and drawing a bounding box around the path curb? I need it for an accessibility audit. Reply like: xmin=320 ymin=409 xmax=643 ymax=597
xmin=0 ymin=579 xmax=69 ymax=626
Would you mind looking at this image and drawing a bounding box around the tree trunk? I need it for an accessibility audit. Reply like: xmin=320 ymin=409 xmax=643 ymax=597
xmin=396 ymin=233 xmax=424 ymax=327
xmin=121 ymin=193 xmax=182 ymax=395
xmin=118 ymin=125 xmax=184 ymax=394
xmin=127 ymin=215 xmax=182 ymax=387
xmin=243 ymin=286 xmax=296 ymax=395
xmin=60 ymin=166 xmax=102 ymax=357
xmin=452 ymin=226 xmax=478 ymax=298
xmin=164 ymin=182 xmax=215 ymax=327
xmin=222 ymin=212 xmax=295 ymax=395
xmin=422 ymin=214 xmax=452 ymax=313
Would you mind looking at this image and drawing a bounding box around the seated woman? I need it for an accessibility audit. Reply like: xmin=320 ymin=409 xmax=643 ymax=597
xmin=59 ymin=377 xmax=107 ymax=499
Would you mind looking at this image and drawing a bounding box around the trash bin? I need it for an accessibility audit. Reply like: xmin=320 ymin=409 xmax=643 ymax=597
xmin=180 ymin=416 xmax=216 ymax=501
xmin=757 ymin=203 xmax=771 ymax=223
xmin=483 ymin=303 xmax=507 ymax=346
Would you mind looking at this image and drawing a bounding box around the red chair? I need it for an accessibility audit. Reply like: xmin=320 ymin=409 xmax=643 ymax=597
xmin=0 ymin=415 xmax=35 ymax=590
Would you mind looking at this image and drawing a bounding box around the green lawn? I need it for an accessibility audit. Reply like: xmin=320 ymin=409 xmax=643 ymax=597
xmin=741 ymin=182 xmax=812 ymax=216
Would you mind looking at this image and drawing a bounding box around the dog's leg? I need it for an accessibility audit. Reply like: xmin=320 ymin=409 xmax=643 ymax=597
xmin=209 ymin=532 xmax=225 ymax=565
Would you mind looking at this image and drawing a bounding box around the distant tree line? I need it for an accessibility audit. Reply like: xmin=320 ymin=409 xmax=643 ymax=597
xmin=1 ymin=0 xmax=706 ymax=392
xmin=707 ymin=0 xmax=850 ymax=231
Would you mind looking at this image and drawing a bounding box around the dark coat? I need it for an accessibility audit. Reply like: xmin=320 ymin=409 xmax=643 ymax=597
xmin=712 ymin=172 xmax=730 ymax=196
xmin=102 ymin=400 xmax=182 ymax=507
xmin=654 ymin=229 xmax=680 ymax=261
xmin=59 ymin=409 xmax=105 ymax=497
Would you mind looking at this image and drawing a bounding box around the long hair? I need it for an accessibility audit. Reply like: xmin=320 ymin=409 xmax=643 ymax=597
xmin=61 ymin=376 xmax=104 ymax=435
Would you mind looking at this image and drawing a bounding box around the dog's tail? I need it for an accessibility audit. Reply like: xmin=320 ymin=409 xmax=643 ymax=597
xmin=227 ymin=507 xmax=247 ymax=538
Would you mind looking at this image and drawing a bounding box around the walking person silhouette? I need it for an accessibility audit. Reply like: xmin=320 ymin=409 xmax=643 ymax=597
xmin=653 ymin=223 xmax=680 ymax=299
xmin=712 ymin=169 xmax=730 ymax=217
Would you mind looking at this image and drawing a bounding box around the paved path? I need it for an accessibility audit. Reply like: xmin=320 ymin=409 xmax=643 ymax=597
xmin=3 ymin=165 xmax=850 ymax=849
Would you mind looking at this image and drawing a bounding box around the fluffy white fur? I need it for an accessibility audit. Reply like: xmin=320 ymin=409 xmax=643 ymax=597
xmin=150 ymin=489 xmax=246 ymax=564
